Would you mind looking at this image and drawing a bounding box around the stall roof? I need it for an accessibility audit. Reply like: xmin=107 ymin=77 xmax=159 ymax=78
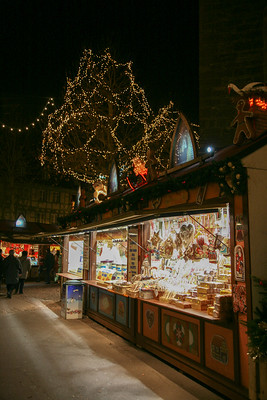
xmin=163 ymin=132 xmax=267 ymax=181
xmin=0 ymin=220 xmax=60 ymax=244
xmin=33 ymin=132 xmax=267 ymax=240
xmin=34 ymin=210 xmax=156 ymax=238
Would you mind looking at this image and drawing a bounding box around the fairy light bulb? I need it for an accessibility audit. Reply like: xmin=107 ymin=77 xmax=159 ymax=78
xmin=0 ymin=98 xmax=55 ymax=133
xmin=40 ymin=49 xmax=183 ymax=184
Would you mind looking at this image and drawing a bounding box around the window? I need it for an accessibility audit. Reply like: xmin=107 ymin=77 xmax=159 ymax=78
xmin=39 ymin=190 xmax=47 ymax=202
xmin=50 ymin=214 xmax=58 ymax=224
xmin=36 ymin=213 xmax=46 ymax=223
xmin=169 ymin=113 xmax=197 ymax=168
xmin=52 ymin=191 xmax=60 ymax=203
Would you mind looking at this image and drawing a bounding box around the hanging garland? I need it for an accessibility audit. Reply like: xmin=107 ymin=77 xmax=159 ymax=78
xmin=58 ymin=157 xmax=247 ymax=229
xmin=245 ymin=276 xmax=267 ymax=361
xmin=0 ymin=98 xmax=55 ymax=133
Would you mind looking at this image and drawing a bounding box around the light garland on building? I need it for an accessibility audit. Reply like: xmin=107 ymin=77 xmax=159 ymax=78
xmin=41 ymin=49 xmax=179 ymax=184
xmin=0 ymin=98 xmax=55 ymax=133
xmin=248 ymin=97 xmax=267 ymax=111
xmin=57 ymin=157 xmax=247 ymax=229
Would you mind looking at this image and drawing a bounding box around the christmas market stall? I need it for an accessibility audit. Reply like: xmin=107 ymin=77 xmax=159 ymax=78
xmin=55 ymin=95 xmax=267 ymax=400
xmin=0 ymin=218 xmax=61 ymax=280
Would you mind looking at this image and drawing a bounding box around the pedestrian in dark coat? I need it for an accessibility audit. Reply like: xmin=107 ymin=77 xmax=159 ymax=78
xmin=15 ymin=250 xmax=31 ymax=294
xmin=44 ymin=249 xmax=55 ymax=284
xmin=3 ymin=249 xmax=22 ymax=298
xmin=0 ymin=249 xmax=4 ymax=288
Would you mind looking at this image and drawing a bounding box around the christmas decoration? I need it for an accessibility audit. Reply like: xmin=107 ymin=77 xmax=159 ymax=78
xmin=132 ymin=157 xmax=147 ymax=181
xmin=228 ymin=82 xmax=267 ymax=144
xmin=228 ymin=82 xmax=267 ymax=97
xmin=93 ymin=181 xmax=107 ymax=203
xmin=0 ymin=98 xmax=55 ymax=133
xmin=233 ymin=283 xmax=247 ymax=314
xmin=249 ymin=97 xmax=267 ymax=111
xmin=245 ymin=276 xmax=267 ymax=361
xmin=57 ymin=157 xmax=247 ymax=229
xmin=231 ymin=99 xmax=254 ymax=145
xmin=126 ymin=156 xmax=147 ymax=189
xmin=234 ymin=244 xmax=245 ymax=281
xmin=41 ymin=49 xmax=178 ymax=184
xmin=170 ymin=113 xmax=199 ymax=167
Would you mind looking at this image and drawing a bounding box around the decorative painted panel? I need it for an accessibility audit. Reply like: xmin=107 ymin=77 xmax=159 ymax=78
xmin=89 ymin=285 xmax=98 ymax=312
xmin=116 ymin=294 xmax=128 ymax=326
xmin=138 ymin=299 xmax=141 ymax=333
xmin=98 ymin=289 xmax=114 ymax=319
xmin=143 ymin=303 xmax=159 ymax=342
xmin=128 ymin=297 xmax=132 ymax=328
xmin=205 ymin=322 xmax=235 ymax=381
xmin=161 ymin=309 xmax=200 ymax=362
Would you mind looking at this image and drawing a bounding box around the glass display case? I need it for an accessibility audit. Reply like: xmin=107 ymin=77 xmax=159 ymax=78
xmin=95 ymin=228 xmax=128 ymax=281
xmin=133 ymin=206 xmax=232 ymax=318
xmin=68 ymin=239 xmax=84 ymax=277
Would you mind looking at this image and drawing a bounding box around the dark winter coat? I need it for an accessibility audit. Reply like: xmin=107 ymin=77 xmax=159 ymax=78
xmin=3 ymin=255 xmax=22 ymax=285
xmin=18 ymin=255 xmax=31 ymax=279
xmin=44 ymin=252 xmax=55 ymax=271
xmin=0 ymin=254 xmax=4 ymax=278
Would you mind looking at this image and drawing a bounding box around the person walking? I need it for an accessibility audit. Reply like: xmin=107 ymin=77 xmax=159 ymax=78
xmin=54 ymin=249 xmax=62 ymax=283
xmin=15 ymin=250 xmax=31 ymax=294
xmin=3 ymin=249 xmax=21 ymax=298
xmin=44 ymin=248 xmax=55 ymax=284
xmin=0 ymin=249 xmax=4 ymax=289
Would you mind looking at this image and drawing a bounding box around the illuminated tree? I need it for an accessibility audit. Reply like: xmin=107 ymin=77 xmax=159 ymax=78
xmin=41 ymin=49 xmax=178 ymax=185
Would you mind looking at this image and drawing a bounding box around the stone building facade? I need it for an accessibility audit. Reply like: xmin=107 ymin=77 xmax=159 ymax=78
xmin=199 ymin=0 xmax=267 ymax=151
xmin=1 ymin=183 xmax=74 ymax=224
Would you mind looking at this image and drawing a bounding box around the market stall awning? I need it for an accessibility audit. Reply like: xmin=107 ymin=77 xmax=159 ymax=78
xmin=0 ymin=220 xmax=60 ymax=244
xmin=34 ymin=210 xmax=156 ymax=239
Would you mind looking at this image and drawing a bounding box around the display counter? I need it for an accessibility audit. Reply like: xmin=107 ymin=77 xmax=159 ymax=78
xmin=57 ymin=272 xmax=83 ymax=280
xmin=59 ymin=192 xmax=249 ymax=400
xmin=84 ymin=279 xmax=246 ymax=400
xmin=84 ymin=280 xmax=137 ymax=343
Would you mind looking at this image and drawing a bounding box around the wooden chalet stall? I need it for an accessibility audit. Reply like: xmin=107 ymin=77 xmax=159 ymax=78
xmin=58 ymin=102 xmax=267 ymax=400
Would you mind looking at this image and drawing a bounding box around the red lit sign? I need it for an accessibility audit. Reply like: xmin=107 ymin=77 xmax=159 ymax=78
xmin=249 ymin=97 xmax=267 ymax=111
xmin=127 ymin=157 xmax=147 ymax=190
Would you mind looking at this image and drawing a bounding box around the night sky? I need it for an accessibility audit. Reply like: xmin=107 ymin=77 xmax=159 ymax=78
xmin=0 ymin=0 xmax=199 ymax=125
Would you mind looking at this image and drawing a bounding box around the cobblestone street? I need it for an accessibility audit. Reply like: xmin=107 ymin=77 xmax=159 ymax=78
xmin=0 ymin=281 xmax=225 ymax=400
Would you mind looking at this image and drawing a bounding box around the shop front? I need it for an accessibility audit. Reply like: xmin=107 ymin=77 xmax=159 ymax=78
xmin=81 ymin=182 xmax=247 ymax=400
xmin=0 ymin=241 xmax=40 ymax=279
xmin=55 ymin=109 xmax=267 ymax=400
xmin=57 ymin=234 xmax=86 ymax=288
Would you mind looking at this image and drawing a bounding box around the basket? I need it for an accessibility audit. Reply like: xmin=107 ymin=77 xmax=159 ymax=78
xmin=139 ymin=288 xmax=155 ymax=299
xmin=126 ymin=288 xmax=139 ymax=298
xmin=113 ymin=283 xmax=132 ymax=295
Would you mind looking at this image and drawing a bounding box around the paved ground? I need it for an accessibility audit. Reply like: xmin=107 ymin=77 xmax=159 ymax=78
xmin=0 ymin=281 xmax=226 ymax=400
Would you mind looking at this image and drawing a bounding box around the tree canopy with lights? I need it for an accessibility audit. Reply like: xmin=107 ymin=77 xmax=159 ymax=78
xmin=41 ymin=49 xmax=178 ymax=184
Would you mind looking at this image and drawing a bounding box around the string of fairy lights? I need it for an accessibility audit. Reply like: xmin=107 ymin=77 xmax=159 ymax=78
xmin=1 ymin=48 xmax=199 ymax=187
xmin=41 ymin=48 xmax=186 ymax=185
xmin=0 ymin=98 xmax=55 ymax=133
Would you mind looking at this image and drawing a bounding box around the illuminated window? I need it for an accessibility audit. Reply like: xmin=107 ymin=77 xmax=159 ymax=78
xmin=108 ymin=162 xmax=119 ymax=194
xmin=170 ymin=113 xmax=197 ymax=168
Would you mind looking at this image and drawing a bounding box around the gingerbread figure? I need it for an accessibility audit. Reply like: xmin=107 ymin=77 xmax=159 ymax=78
xmin=231 ymin=99 xmax=254 ymax=145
